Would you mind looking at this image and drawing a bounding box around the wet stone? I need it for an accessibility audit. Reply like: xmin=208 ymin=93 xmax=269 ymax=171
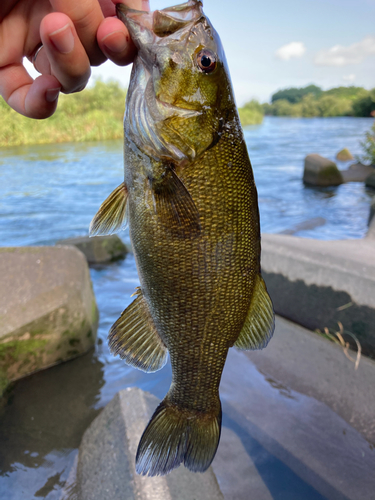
xmin=56 ymin=234 xmax=128 ymax=265
xmin=365 ymin=170 xmax=375 ymax=189
xmin=341 ymin=162 xmax=374 ymax=182
xmin=0 ymin=246 xmax=99 ymax=396
xmin=303 ymin=154 xmax=343 ymax=186
xmin=336 ymin=148 xmax=354 ymax=161
xmin=368 ymin=199 xmax=375 ymax=239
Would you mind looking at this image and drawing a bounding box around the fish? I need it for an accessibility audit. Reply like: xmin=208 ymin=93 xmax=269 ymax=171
xmin=90 ymin=0 xmax=275 ymax=477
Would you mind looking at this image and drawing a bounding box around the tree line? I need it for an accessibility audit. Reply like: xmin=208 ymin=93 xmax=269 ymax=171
xmin=263 ymin=84 xmax=375 ymax=118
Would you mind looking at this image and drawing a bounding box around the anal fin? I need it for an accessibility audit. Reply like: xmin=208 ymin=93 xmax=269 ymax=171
xmin=234 ymin=275 xmax=275 ymax=350
xmin=89 ymin=183 xmax=128 ymax=236
xmin=108 ymin=288 xmax=168 ymax=373
xmin=152 ymin=167 xmax=200 ymax=237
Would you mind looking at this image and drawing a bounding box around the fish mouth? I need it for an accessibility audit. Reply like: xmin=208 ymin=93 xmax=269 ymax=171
xmin=118 ymin=1 xmax=204 ymax=163
xmin=116 ymin=1 xmax=203 ymax=46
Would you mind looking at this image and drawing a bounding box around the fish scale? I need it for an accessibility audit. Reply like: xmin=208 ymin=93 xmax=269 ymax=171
xmin=90 ymin=0 xmax=274 ymax=476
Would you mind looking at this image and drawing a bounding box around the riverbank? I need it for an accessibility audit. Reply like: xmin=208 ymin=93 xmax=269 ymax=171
xmin=0 ymin=80 xmax=264 ymax=147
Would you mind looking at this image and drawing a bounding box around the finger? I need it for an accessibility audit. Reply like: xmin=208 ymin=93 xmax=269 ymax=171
xmin=98 ymin=1 xmax=150 ymax=65
xmin=0 ymin=64 xmax=60 ymax=119
xmin=40 ymin=13 xmax=91 ymax=94
xmin=49 ymin=0 xmax=106 ymax=66
xmin=97 ymin=17 xmax=136 ymax=66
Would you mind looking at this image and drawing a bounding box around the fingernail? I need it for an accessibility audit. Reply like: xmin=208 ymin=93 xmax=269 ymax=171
xmin=49 ymin=24 xmax=74 ymax=54
xmin=102 ymin=31 xmax=127 ymax=54
xmin=46 ymin=87 xmax=61 ymax=103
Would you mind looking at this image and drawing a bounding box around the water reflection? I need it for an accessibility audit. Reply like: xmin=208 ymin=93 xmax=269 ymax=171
xmin=0 ymin=350 xmax=104 ymax=475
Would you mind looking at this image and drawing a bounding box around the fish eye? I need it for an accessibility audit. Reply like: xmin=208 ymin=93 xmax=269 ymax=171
xmin=196 ymin=49 xmax=217 ymax=74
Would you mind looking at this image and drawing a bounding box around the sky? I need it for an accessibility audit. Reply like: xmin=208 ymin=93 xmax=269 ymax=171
xmin=25 ymin=0 xmax=375 ymax=105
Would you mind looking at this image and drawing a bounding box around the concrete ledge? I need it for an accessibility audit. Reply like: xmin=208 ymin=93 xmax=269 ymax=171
xmin=261 ymin=234 xmax=375 ymax=357
xmin=62 ymin=388 xmax=224 ymax=500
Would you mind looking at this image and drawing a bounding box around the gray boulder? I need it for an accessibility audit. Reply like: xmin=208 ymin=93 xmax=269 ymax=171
xmin=56 ymin=234 xmax=127 ymax=264
xmin=61 ymin=388 xmax=224 ymax=500
xmin=261 ymin=234 xmax=375 ymax=357
xmin=365 ymin=171 xmax=375 ymax=189
xmin=341 ymin=162 xmax=374 ymax=182
xmin=303 ymin=154 xmax=343 ymax=186
xmin=336 ymin=148 xmax=354 ymax=161
xmin=0 ymin=246 xmax=98 ymax=396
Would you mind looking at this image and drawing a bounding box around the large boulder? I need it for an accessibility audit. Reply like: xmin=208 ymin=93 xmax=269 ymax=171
xmin=61 ymin=388 xmax=224 ymax=500
xmin=341 ymin=162 xmax=374 ymax=182
xmin=336 ymin=148 xmax=354 ymax=161
xmin=303 ymin=154 xmax=343 ymax=186
xmin=56 ymin=235 xmax=127 ymax=265
xmin=0 ymin=246 xmax=99 ymax=396
xmin=365 ymin=171 xmax=375 ymax=189
xmin=261 ymin=234 xmax=375 ymax=357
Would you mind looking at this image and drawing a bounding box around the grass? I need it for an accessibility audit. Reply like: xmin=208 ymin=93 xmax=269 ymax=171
xmin=0 ymin=79 xmax=126 ymax=148
xmin=316 ymin=321 xmax=362 ymax=370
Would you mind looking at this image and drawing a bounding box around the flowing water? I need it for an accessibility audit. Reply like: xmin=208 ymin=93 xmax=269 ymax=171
xmin=0 ymin=117 xmax=374 ymax=499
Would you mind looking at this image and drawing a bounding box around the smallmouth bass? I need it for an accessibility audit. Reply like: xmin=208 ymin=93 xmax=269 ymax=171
xmin=90 ymin=0 xmax=274 ymax=477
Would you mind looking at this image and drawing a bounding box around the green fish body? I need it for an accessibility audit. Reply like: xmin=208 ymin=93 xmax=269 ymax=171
xmin=90 ymin=0 xmax=274 ymax=477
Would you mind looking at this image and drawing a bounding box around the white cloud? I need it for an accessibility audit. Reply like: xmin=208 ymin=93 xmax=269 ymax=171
xmin=275 ymin=42 xmax=306 ymax=61
xmin=342 ymin=74 xmax=356 ymax=83
xmin=314 ymin=35 xmax=375 ymax=66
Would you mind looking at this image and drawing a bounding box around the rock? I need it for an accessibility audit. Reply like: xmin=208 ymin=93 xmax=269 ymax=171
xmin=0 ymin=246 xmax=98 ymax=396
xmin=261 ymin=234 xmax=375 ymax=358
xmin=303 ymin=154 xmax=343 ymax=186
xmin=336 ymin=148 xmax=354 ymax=161
xmin=369 ymin=199 xmax=375 ymax=225
xmin=365 ymin=171 xmax=375 ymax=189
xmin=61 ymin=388 xmax=224 ymax=500
xmin=341 ymin=162 xmax=374 ymax=183
xmin=368 ymin=200 xmax=375 ymax=239
xmin=56 ymin=235 xmax=127 ymax=264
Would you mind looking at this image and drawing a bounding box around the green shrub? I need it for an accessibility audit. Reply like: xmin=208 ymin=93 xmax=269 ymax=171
xmin=360 ymin=121 xmax=375 ymax=165
xmin=238 ymin=100 xmax=264 ymax=126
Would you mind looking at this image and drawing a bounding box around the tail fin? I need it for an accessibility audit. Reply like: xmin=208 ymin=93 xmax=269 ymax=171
xmin=136 ymin=398 xmax=222 ymax=476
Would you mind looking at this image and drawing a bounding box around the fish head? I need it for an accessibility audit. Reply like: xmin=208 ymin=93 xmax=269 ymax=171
xmin=117 ymin=1 xmax=236 ymax=164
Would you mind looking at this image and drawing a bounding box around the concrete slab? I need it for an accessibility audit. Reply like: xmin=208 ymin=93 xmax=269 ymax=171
xmin=62 ymin=388 xmax=224 ymax=500
xmin=261 ymin=234 xmax=375 ymax=357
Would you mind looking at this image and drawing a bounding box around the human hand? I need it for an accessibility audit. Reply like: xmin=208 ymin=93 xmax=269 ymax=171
xmin=0 ymin=0 xmax=150 ymax=119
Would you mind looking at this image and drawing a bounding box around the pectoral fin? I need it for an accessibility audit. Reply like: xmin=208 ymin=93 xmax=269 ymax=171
xmin=89 ymin=183 xmax=128 ymax=236
xmin=108 ymin=288 xmax=168 ymax=373
xmin=234 ymin=275 xmax=275 ymax=350
xmin=152 ymin=168 xmax=200 ymax=236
